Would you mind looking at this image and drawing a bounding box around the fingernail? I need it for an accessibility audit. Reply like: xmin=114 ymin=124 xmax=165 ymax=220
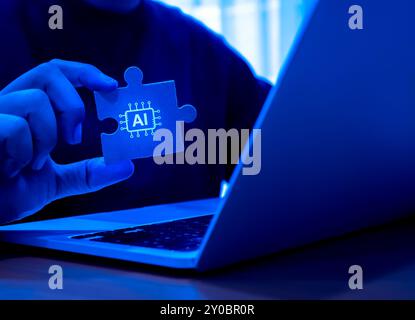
xmin=99 ymin=73 xmax=118 ymax=88
xmin=110 ymin=160 xmax=135 ymax=179
xmin=73 ymin=123 xmax=82 ymax=144
xmin=32 ymin=156 xmax=47 ymax=171
xmin=87 ymin=158 xmax=134 ymax=190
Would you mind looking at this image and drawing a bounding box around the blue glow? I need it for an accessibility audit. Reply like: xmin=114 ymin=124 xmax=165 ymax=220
xmin=219 ymin=180 xmax=228 ymax=198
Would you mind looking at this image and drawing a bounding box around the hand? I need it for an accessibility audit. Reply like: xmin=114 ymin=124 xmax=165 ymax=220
xmin=0 ymin=59 xmax=134 ymax=224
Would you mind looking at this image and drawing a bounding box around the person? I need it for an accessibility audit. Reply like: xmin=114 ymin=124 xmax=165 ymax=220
xmin=0 ymin=0 xmax=271 ymax=224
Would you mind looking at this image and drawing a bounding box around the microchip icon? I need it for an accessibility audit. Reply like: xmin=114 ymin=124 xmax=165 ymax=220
xmin=119 ymin=101 xmax=162 ymax=138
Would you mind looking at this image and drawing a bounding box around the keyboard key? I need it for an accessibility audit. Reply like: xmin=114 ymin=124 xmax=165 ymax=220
xmin=71 ymin=214 xmax=214 ymax=251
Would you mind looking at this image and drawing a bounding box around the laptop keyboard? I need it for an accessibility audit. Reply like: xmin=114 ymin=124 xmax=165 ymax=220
xmin=71 ymin=214 xmax=214 ymax=252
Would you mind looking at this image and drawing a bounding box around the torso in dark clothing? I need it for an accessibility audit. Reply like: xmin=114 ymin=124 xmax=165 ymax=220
xmin=0 ymin=0 xmax=271 ymax=218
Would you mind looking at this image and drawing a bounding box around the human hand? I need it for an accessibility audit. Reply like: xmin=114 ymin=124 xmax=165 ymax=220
xmin=0 ymin=59 xmax=134 ymax=224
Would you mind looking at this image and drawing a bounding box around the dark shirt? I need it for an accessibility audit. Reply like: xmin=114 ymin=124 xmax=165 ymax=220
xmin=0 ymin=0 xmax=271 ymax=219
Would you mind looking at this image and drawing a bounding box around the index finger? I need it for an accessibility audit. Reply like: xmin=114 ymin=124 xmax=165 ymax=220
xmin=0 ymin=60 xmax=118 ymax=144
xmin=49 ymin=59 xmax=118 ymax=91
xmin=0 ymin=59 xmax=118 ymax=95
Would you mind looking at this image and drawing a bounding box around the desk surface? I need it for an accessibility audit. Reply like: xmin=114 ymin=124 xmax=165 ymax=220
xmin=2 ymin=216 xmax=415 ymax=299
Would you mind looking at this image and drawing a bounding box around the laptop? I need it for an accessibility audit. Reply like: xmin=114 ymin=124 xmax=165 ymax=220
xmin=1 ymin=0 xmax=415 ymax=271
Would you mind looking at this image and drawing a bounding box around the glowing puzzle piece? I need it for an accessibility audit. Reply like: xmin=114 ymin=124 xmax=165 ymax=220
xmin=94 ymin=66 xmax=197 ymax=163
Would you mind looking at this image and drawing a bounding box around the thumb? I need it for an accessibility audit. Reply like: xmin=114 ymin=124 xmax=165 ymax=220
xmin=53 ymin=157 xmax=134 ymax=199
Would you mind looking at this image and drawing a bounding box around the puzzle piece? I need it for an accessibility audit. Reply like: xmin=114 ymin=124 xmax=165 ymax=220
xmin=94 ymin=67 xmax=197 ymax=163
